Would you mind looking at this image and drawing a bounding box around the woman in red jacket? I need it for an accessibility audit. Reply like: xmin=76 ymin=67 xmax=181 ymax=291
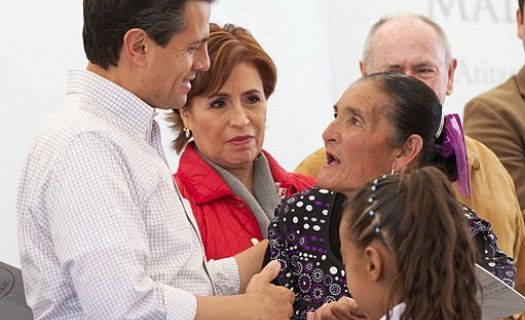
xmin=168 ymin=23 xmax=315 ymax=260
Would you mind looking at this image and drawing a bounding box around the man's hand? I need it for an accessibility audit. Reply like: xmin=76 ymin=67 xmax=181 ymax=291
xmin=307 ymin=297 xmax=367 ymax=320
xmin=244 ymin=260 xmax=294 ymax=320
xmin=195 ymin=259 xmax=293 ymax=320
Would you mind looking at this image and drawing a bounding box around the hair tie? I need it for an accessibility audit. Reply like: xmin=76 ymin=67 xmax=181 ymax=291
xmin=439 ymin=113 xmax=471 ymax=196
xmin=365 ymin=174 xmax=397 ymax=237
xmin=434 ymin=109 xmax=445 ymax=139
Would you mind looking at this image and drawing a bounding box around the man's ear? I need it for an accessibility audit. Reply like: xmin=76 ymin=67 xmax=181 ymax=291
xmin=392 ymin=134 xmax=423 ymax=171
xmin=359 ymin=60 xmax=368 ymax=77
xmin=364 ymin=246 xmax=383 ymax=281
xmin=446 ymin=58 xmax=458 ymax=96
xmin=517 ymin=8 xmax=525 ymax=40
xmin=122 ymin=28 xmax=148 ymax=67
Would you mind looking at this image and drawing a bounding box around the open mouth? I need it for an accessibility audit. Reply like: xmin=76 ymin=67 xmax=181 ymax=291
xmin=325 ymin=151 xmax=341 ymax=166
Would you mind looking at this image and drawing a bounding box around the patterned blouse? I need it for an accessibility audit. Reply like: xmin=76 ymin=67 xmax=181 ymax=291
xmin=266 ymin=186 xmax=516 ymax=320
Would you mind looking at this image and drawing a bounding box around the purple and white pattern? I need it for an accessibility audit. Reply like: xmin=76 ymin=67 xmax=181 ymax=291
xmin=268 ymin=187 xmax=349 ymax=320
xmin=268 ymin=187 xmax=516 ymax=319
xmin=463 ymin=205 xmax=516 ymax=287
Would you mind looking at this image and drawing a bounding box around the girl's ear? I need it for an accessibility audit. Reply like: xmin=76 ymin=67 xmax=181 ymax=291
xmin=364 ymin=246 xmax=383 ymax=282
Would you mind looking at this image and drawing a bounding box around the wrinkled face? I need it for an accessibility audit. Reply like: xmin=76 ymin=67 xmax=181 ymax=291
xmin=181 ymin=62 xmax=267 ymax=171
xmin=146 ymin=1 xmax=211 ymax=109
xmin=364 ymin=18 xmax=454 ymax=104
xmin=317 ymin=80 xmax=398 ymax=197
xmin=339 ymin=217 xmax=374 ymax=319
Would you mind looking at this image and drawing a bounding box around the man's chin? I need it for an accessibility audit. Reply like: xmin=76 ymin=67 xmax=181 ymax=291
xmin=168 ymin=96 xmax=188 ymax=110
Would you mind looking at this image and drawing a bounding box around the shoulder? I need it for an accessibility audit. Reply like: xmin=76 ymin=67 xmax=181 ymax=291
xmin=177 ymin=143 xmax=218 ymax=177
xmin=33 ymin=98 xmax=131 ymax=161
xmin=458 ymin=136 xmax=517 ymax=209
xmin=176 ymin=143 xmax=233 ymax=203
xmin=21 ymin=96 xmax=132 ymax=179
xmin=19 ymin=128 xmax=127 ymax=201
xmin=463 ymin=135 xmax=509 ymax=174
xmin=294 ymin=147 xmax=326 ymax=176
xmin=463 ymin=135 xmax=495 ymax=161
xmin=465 ymin=73 xmax=521 ymax=113
xmin=285 ymin=173 xmax=317 ymax=194
xmin=270 ymin=187 xmax=337 ymax=231
xmin=177 ymin=143 xmax=208 ymax=172
xmin=278 ymin=187 xmax=337 ymax=212
xmin=32 ymin=123 xmax=125 ymax=176
xmin=262 ymin=150 xmax=316 ymax=190
xmin=463 ymin=136 xmax=516 ymax=192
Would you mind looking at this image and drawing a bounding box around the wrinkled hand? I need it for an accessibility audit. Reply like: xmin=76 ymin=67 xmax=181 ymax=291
xmin=244 ymin=260 xmax=294 ymax=320
xmin=307 ymin=297 xmax=368 ymax=320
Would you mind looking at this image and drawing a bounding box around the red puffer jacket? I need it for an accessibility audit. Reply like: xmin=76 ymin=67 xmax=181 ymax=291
xmin=174 ymin=142 xmax=316 ymax=260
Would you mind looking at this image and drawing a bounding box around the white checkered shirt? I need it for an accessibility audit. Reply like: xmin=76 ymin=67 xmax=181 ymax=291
xmin=16 ymin=70 xmax=239 ymax=319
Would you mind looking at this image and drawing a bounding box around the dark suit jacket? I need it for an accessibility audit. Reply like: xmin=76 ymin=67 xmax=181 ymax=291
xmin=464 ymin=65 xmax=525 ymax=218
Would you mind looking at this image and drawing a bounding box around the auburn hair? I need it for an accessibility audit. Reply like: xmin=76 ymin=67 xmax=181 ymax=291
xmin=168 ymin=23 xmax=277 ymax=153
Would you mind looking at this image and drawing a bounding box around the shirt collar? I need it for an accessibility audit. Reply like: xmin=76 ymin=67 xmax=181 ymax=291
xmin=67 ymin=69 xmax=157 ymax=140
xmin=379 ymin=303 xmax=406 ymax=320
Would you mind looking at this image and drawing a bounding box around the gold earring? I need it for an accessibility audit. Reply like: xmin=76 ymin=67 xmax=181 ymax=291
xmin=183 ymin=127 xmax=191 ymax=139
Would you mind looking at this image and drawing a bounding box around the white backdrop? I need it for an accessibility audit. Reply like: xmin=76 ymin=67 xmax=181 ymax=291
xmin=1 ymin=0 xmax=522 ymax=267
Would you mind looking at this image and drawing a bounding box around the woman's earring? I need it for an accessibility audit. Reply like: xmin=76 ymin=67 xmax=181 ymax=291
xmin=183 ymin=127 xmax=191 ymax=139
xmin=390 ymin=168 xmax=396 ymax=175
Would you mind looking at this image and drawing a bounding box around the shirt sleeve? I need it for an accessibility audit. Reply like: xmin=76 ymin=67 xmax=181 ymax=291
xmin=267 ymin=196 xmax=297 ymax=289
xmin=463 ymin=205 xmax=517 ymax=288
xmin=206 ymin=257 xmax=240 ymax=296
xmin=47 ymin=131 xmax=197 ymax=319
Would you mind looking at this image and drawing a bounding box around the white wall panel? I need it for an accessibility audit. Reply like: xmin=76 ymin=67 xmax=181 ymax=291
xmin=1 ymin=0 xmax=521 ymax=266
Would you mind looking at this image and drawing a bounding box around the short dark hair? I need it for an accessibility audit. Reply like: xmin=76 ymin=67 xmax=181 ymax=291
xmin=358 ymin=72 xmax=457 ymax=180
xmin=82 ymin=0 xmax=214 ymax=70
xmin=520 ymin=0 xmax=524 ymax=13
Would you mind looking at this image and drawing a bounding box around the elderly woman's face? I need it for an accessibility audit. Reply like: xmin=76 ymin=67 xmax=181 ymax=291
xmin=317 ymin=80 xmax=399 ymax=197
xmin=181 ymin=62 xmax=267 ymax=171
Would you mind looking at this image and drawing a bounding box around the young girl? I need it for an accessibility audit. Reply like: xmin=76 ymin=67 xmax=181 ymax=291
xmin=339 ymin=166 xmax=481 ymax=320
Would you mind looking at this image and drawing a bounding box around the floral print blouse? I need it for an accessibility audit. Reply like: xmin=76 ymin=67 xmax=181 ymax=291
xmin=266 ymin=186 xmax=516 ymax=320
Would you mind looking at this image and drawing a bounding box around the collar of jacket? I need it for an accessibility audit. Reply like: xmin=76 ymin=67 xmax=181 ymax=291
xmin=175 ymin=142 xmax=294 ymax=205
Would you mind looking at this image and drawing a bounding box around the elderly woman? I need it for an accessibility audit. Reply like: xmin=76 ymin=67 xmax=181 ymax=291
xmin=169 ymin=23 xmax=314 ymax=261
xmin=266 ymin=73 xmax=515 ymax=319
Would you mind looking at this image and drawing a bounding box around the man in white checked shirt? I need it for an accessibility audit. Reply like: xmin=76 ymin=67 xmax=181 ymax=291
xmin=15 ymin=0 xmax=294 ymax=319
